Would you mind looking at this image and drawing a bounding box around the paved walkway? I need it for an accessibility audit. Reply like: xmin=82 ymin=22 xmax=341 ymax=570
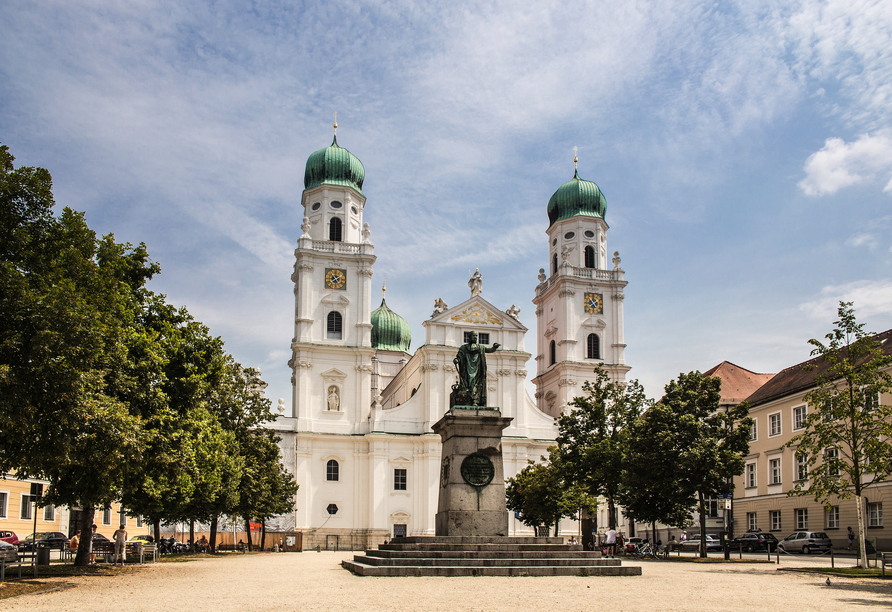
xmin=2 ymin=552 xmax=890 ymax=611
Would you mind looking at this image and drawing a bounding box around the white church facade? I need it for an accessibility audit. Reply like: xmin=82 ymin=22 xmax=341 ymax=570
xmin=273 ymin=131 xmax=629 ymax=549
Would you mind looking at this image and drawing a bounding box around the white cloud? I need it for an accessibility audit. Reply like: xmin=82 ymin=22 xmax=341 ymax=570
xmin=845 ymin=232 xmax=878 ymax=249
xmin=798 ymin=280 xmax=892 ymax=320
xmin=799 ymin=133 xmax=892 ymax=196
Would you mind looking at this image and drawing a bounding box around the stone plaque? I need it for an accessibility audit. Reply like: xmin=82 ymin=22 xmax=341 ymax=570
xmin=460 ymin=452 xmax=495 ymax=487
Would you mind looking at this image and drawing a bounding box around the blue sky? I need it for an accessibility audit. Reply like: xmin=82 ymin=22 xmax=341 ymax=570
xmin=2 ymin=0 xmax=891 ymax=407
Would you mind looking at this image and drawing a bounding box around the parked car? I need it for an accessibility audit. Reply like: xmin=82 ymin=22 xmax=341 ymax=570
xmin=92 ymin=533 xmax=111 ymax=544
xmin=624 ymin=537 xmax=644 ymax=553
xmin=0 ymin=540 xmax=18 ymax=563
xmin=17 ymin=532 xmax=69 ymax=551
xmin=778 ymin=532 xmax=832 ymax=554
xmin=0 ymin=530 xmax=19 ymax=545
xmin=126 ymin=535 xmax=154 ymax=550
xmin=678 ymin=535 xmax=723 ymax=552
xmin=728 ymin=532 xmax=778 ymax=552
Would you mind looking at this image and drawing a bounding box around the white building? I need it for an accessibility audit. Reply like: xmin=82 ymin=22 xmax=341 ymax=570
xmin=274 ymin=133 xmax=629 ymax=549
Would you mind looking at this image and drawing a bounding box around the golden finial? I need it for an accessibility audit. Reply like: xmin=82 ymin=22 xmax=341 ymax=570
xmin=333 ymin=111 xmax=338 ymax=136
xmin=573 ymin=146 xmax=578 ymax=170
xmin=382 ymin=274 xmax=386 ymax=298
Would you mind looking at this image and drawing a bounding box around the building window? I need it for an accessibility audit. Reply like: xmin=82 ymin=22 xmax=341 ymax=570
xmin=770 ymin=510 xmax=782 ymax=531
xmin=750 ymin=419 xmax=757 ymax=441
xmin=747 ymin=513 xmax=758 ymax=532
xmin=102 ymin=506 xmax=112 ymax=525
xmin=864 ymin=388 xmax=879 ymax=411
xmin=793 ymin=405 xmax=806 ymax=430
xmin=43 ymin=503 xmax=54 ymax=522
xmin=796 ymin=454 xmax=808 ymax=481
xmin=825 ymin=447 xmax=839 ymax=476
xmin=549 ymin=341 xmax=556 ymax=366
xmin=746 ymin=463 xmax=756 ymax=488
xmin=705 ymin=499 xmax=719 ymax=518
xmin=118 ymin=507 xmax=127 ymax=526
xmin=327 ymin=311 xmax=343 ymax=339
xmin=0 ymin=492 xmax=7 ymax=518
xmin=394 ymin=469 xmax=407 ymax=491
xmin=770 ymin=458 xmax=781 ymax=485
xmin=20 ymin=495 xmax=33 ymax=520
xmin=826 ymin=506 xmax=840 ymax=529
xmin=868 ymin=502 xmax=883 ymax=527
xmin=584 ymin=246 xmax=595 ymax=268
xmin=587 ymin=334 xmax=600 ymax=359
xmin=464 ymin=332 xmax=489 ymax=345
xmin=136 ymin=515 xmax=143 ymax=528
xmin=769 ymin=412 xmax=781 ymax=436
xmin=326 ymin=460 xmax=339 ymax=482
xmin=795 ymin=508 xmax=808 ymax=530
xmin=329 ymin=217 xmax=342 ymax=242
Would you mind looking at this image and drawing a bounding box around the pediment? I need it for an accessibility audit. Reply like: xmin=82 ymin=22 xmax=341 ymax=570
xmin=321 ymin=368 xmax=348 ymax=381
xmin=431 ymin=295 xmax=527 ymax=331
xmin=390 ymin=455 xmax=412 ymax=464
xmin=322 ymin=293 xmax=350 ymax=306
xmin=582 ymin=317 xmax=607 ymax=330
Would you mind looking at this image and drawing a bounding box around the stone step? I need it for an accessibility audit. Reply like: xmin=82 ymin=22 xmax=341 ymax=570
xmin=391 ymin=536 xmax=565 ymax=545
xmin=342 ymin=560 xmax=642 ymax=577
xmin=367 ymin=550 xmax=603 ymax=560
xmin=352 ymin=555 xmax=622 ymax=567
xmin=381 ymin=544 xmax=581 ymax=552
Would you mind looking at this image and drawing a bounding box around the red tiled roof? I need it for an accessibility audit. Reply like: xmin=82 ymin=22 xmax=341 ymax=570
xmin=702 ymin=361 xmax=775 ymax=405
xmin=745 ymin=329 xmax=892 ymax=408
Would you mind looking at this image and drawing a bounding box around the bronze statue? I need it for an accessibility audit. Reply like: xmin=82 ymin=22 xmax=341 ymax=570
xmin=450 ymin=331 xmax=500 ymax=407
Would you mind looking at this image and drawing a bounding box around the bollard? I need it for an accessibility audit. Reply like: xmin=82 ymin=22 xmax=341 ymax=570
xmin=316 ymin=544 xmax=321 ymax=553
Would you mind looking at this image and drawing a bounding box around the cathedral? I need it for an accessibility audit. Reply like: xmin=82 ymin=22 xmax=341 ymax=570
xmin=274 ymin=128 xmax=629 ymax=549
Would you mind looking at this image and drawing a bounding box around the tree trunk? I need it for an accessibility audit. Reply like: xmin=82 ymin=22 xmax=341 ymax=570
xmin=652 ymin=521 xmax=657 ymax=547
xmin=698 ymin=491 xmax=707 ymax=558
xmin=260 ymin=520 xmax=267 ymax=551
xmin=189 ymin=520 xmax=195 ymax=550
xmin=607 ymin=496 xmax=616 ymax=530
xmin=209 ymin=515 xmax=218 ymax=553
xmin=856 ymin=494 xmax=868 ymax=569
xmin=74 ymin=506 xmax=95 ymax=566
xmin=553 ymin=518 xmax=560 ymax=537
xmin=244 ymin=516 xmax=253 ymax=551
xmin=153 ymin=518 xmax=161 ymax=548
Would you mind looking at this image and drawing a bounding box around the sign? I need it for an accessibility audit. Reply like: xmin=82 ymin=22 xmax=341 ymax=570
xmin=249 ymin=522 xmax=261 ymax=532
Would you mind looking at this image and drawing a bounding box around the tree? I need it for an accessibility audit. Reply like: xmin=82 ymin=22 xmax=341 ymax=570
xmin=554 ymin=367 xmax=650 ymax=529
xmin=783 ymin=302 xmax=892 ymax=567
xmin=625 ymin=372 xmax=751 ymax=557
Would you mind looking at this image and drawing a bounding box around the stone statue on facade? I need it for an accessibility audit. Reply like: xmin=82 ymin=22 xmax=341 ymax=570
xmin=450 ymin=331 xmax=500 ymax=408
xmin=432 ymin=297 xmax=449 ymax=317
xmin=468 ymin=268 xmax=483 ymax=295
xmin=327 ymin=386 xmax=340 ymax=411
xmin=505 ymin=304 xmax=520 ymax=320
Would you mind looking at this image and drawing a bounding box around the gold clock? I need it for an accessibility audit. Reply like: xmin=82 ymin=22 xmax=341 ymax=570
xmin=584 ymin=292 xmax=603 ymax=314
xmin=325 ymin=268 xmax=347 ymax=290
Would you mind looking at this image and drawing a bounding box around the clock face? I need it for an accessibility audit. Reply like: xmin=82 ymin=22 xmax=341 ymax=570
xmin=325 ymin=268 xmax=347 ymax=290
xmin=584 ymin=292 xmax=604 ymax=314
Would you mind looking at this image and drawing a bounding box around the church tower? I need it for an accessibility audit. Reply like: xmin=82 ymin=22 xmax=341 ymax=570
xmin=531 ymin=156 xmax=629 ymax=417
xmin=289 ymin=123 xmax=376 ymax=433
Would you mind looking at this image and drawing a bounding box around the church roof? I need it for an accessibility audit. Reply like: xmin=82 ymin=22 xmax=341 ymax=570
xmin=303 ymin=136 xmax=365 ymax=194
xmin=547 ymin=170 xmax=607 ymax=228
xmin=702 ymin=361 xmax=775 ymax=406
xmin=371 ymin=298 xmax=411 ymax=353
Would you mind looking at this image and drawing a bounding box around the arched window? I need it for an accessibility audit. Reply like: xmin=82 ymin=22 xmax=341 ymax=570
xmin=326 ymin=460 xmax=339 ymax=481
xmin=329 ymin=217 xmax=342 ymax=242
xmin=327 ymin=311 xmax=342 ymax=339
xmin=584 ymin=246 xmax=595 ymax=268
xmin=549 ymin=340 xmax=556 ymax=365
xmin=587 ymin=334 xmax=601 ymax=359
xmin=551 ymin=254 xmax=558 ymax=275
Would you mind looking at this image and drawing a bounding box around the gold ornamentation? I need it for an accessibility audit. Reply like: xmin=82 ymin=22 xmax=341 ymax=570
xmin=325 ymin=268 xmax=347 ymax=290
xmin=450 ymin=305 xmax=502 ymax=325
xmin=584 ymin=292 xmax=604 ymax=314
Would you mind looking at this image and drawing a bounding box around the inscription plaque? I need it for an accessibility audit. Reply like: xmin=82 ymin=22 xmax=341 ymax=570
xmin=460 ymin=452 xmax=495 ymax=487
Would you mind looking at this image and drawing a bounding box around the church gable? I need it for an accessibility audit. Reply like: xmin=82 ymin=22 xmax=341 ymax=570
xmin=431 ymin=295 xmax=526 ymax=331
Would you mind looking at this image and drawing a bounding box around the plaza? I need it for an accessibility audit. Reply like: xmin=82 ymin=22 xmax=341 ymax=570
xmin=3 ymin=552 xmax=890 ymax=611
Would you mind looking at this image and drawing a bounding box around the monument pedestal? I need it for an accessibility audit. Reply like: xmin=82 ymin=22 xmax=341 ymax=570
xmin=432 ymin=407 xmax=513 ymax=537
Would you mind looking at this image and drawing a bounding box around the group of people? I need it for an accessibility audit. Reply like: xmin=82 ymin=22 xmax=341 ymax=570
xmin=67 ymin=523 xmax=128 ymax=565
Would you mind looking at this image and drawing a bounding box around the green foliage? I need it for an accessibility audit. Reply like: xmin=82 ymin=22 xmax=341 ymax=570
xmin=554 ymin=366 xmax=650 ymax=528
xmin=783 ymin=302 xmax=892 ymax=567
xmin=505 ymin=454 xmax=588 ymax=534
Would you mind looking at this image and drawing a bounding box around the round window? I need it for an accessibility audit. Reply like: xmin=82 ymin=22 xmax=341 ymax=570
xmin=564 ymin=232 xmax=575 ymax=240
xmin=311 ymin=202 xmax=321 ymax=211
xmin=330 ymin=201 xmax=343 ymax=209
xmin=351 ymin=206 xmax=358 ymax=215
xmin=584 ymin=230 xmax=595 ymax=238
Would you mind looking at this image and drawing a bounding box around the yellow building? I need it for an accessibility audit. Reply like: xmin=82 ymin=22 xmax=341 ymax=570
xmin=732 ymin=329 xmax=892 ymax=550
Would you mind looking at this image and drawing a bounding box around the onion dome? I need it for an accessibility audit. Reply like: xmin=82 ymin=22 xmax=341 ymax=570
xmin=546 ymin=170 xmax=607 ymax=227
xmin=371 ymin=299 xmax=411 ymax=353
xmin=303 ymin=135 xmax=365 ymax=194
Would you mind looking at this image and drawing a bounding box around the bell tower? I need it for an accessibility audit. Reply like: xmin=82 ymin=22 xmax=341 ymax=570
xmin=531 ymin=153 xmax=629 ymax=417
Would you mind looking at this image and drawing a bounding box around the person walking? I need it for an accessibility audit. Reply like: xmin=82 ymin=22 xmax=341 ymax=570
xmin=605 ymin=527 xmax=617 ymax=558
xmin=113 ymin=524 xmax=128 ymax=565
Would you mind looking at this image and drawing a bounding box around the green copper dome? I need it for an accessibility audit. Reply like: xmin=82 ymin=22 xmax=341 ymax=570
xmin=303 ymin=136 xmax=365 ymax=194
xmin=547 ymin=170 xmax=606 ymax=227
xmin=371 ymin=299 xmax=411 ymax=352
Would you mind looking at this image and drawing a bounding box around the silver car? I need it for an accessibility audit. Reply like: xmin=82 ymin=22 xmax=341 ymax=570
xmin=0 ymin=540 xmax=19 ymax=563
xmin=778 ymin=531 xmax=832 ymax=554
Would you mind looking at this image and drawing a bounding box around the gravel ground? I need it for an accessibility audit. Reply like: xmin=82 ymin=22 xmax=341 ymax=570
xmin=2 ymin=552 xmax=890 ymax=611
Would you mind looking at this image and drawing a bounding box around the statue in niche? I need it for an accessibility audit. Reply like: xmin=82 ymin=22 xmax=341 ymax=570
xmin=468 ymin=268 xmax=483 ymax=295
xmin=450 ymin=331 xmax=500 ymax=408
xmin=327 ymin=386 xmax=340 ymax=411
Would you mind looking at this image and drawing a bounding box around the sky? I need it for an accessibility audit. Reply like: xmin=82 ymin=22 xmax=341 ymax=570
xmin=2 ymin=0 xmax=891 ymax=408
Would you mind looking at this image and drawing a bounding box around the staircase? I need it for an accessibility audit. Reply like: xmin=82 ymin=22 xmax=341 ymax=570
xmin=342 ymin=536 xmax=642 ymax=577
